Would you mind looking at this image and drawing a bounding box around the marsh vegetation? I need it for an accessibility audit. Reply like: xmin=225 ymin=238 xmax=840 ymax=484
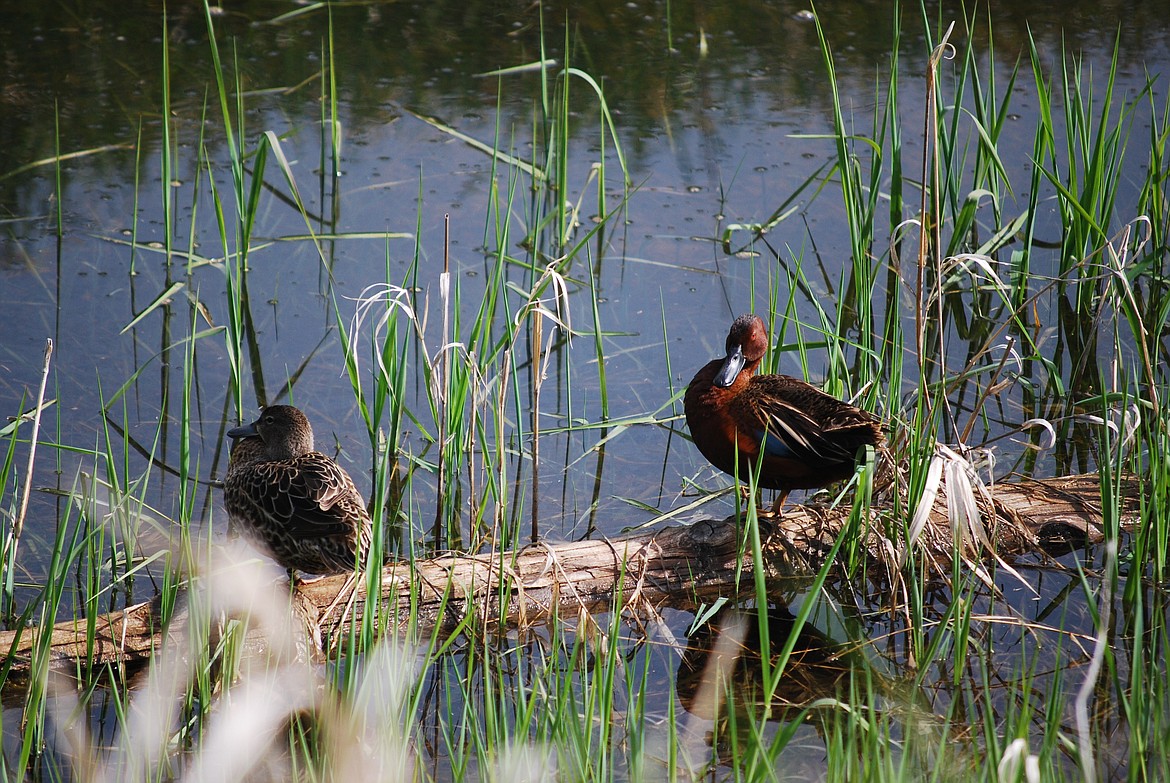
xmin=1 ymin=0 xmax=1168 ymax=779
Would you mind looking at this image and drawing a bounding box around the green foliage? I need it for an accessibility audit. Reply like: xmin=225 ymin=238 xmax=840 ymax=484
xmin=1 ymin=1 xmax=1168 ymax=781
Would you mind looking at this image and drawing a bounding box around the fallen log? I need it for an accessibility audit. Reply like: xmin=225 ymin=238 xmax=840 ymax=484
xmin=0 ymin=472 xmax=1141 ymax=697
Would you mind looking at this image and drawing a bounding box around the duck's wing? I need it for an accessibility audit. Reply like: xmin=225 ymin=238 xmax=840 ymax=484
xmin=229 ymin=453 xmax=370 ymax=539
xmin=745 ymin=378 xmax=882 ymax=463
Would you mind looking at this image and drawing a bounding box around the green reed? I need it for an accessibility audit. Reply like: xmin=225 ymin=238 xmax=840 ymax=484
xmin=17 ymin=472 xmax=84 ymax=768
xmin=5 ymin=0 xmax=1170 ymax=780
xmin=758 ymin=3 xmax=1170 ymax=779
xmin=0 ymin=410 xmax=21 ymax=617
xmin=1137 ymin=81 xmax=1170 ymax=255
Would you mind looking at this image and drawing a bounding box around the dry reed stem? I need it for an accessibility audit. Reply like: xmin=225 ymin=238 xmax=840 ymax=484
xmin=6 ymin=338 xmax=53 ymax=568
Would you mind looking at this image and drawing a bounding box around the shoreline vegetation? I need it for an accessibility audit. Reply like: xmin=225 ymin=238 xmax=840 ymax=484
xmin=0 ymin=471 xmax=1138 ymax=694
xmin=1 ymin=1 xmax=1168 ymax=780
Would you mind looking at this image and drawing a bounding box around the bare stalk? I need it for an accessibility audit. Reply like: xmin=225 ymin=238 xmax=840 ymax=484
xmin=530 ymin=308 xmax=542 ymax=543
xmin=5 ymin=338 xmax=53 ymax=569
xmin=917 ymin=22 xmax=955 ymax=399
xmin=433 ymin=215 xmax=451 ymax=544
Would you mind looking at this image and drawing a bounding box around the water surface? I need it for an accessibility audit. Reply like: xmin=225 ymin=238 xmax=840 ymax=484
xmin=1 ymin=0 xmax=1167 ymax=776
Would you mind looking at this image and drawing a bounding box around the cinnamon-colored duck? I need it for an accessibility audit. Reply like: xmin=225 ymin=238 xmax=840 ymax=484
xmin=684 ymin=314 xmax=883 ymax=512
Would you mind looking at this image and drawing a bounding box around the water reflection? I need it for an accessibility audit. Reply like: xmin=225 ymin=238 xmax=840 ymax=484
xmin=666 ymin=541 xmax=1146 ymax=778
xmin=677 ymin=606 xmax=848 ymax=721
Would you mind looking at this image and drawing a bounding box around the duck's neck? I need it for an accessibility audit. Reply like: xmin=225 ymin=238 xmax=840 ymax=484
xmin=733 ymin=359 xmax=760 ymax=388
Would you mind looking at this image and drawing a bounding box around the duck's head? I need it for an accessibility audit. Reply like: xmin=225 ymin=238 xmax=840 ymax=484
xmin=228 ymin=404 xmax=315 ymax=460
xmin=713 ymin=314 xmax=769 ymax=388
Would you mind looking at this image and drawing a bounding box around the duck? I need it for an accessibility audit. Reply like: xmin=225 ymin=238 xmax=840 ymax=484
xmin=683 ymin=314 xmax=884 ymax=513
xmin=224 ymin=405 xmax=373 ymax=577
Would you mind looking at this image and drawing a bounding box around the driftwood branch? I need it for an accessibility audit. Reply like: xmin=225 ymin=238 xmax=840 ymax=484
xmin=0 ymin=472 xmax=1140 ymax=698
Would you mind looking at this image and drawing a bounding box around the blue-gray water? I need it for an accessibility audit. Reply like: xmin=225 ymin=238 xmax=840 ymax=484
xmin=3 ymin=1 xmax=1164 ymax=556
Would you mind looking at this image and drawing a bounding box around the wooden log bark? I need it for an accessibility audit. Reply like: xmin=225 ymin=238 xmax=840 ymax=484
xmin=0 ymin=472 xmax=1141 ymax=698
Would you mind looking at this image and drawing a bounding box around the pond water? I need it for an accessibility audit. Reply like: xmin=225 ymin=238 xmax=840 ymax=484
xmin=2 ymin=0 xmax=1164 ymax=548
xmin=1 ymin=0 xmax=1168 ymax=777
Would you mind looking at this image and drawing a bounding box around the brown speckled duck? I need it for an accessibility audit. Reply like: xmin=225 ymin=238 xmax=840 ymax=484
xmin=224 ymin=405 xmax=372 ymax=576
xmin=684 ymin=314 xmax=884 ymax=513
